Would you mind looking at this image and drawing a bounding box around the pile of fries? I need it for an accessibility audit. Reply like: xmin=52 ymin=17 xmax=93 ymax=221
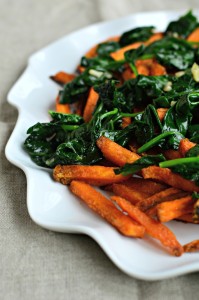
xmin=50 ymin=24 xmax=199 ymax=256
xmin=53 ymin=135 xmax=199 ymax=256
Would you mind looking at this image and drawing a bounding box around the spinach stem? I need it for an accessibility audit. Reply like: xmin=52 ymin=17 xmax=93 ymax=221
xmin=159 ymin=157 xmax=199 ymax=168
xmin=61 ymin=125 xmax=79 ymax=131
xmin=129 ymin=63 xmax=138 ymax=76
xmin=100 ymin=108 xmax=118 ymax=120
xmin=121 ymin=112 xmax=142 ymax=117
xmin=137 ymin=131 xmax=176 ymax=154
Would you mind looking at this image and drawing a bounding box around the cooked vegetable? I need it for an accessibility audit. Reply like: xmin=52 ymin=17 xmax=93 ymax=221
xmin=24 ymin=11 xmax=199 ymax=256
xmin=142 ymin=166 xmax=199 ymax=192
xmin=156 ymin=195 xmax=195 ymax=222
xmin=96 ymin=136 xmax=140 ymax=167
xmin=70 ymin=181 xmax=145 ymax=237
xmin=183 ymin=240 xmax=199 ymax=252
xmin=137 ymin=188 xmax=183 ymax=212
xmin=111 ymin=195 xmax=183 ymax=256
xmin=53 ymin=165 xmax=130 ymax=186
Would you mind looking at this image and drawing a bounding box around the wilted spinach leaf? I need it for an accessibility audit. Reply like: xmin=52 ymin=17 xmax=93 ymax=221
xmin=119 ymin=26 xmax=154 ymax=47
xmin=145 ymin=37 xmax=195 ymax=70
xmin=115 ymin=154 xmax=166 ymax=176
xmin=96 ymin=41 xmax=120 ymax=56
xmin=165 ymin=11 xmax=198 ymax=38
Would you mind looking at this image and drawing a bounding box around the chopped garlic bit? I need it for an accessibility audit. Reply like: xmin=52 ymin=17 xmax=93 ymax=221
xmin=175 ymin=71 xmax=185 ymax=78
xmin=170 ymin=101 xmax=177 ymax=107
xmin=104 ymin=72 xmax=112 ymax=79
xmin=89 ymin=69 xmax=104 ymax=78
xmin=89 ymin=69 xmax=112 ymax=79
xmin=163 ymin=81 xmax=172 ymax=92
xmin=172 ymin=32 xmax=179 ymax=38
xmin=191 ymin=62 xmax=199 ymax=82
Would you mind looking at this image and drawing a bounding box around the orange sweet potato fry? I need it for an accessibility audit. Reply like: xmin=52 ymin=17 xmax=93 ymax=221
xmin=121 ymin=117 xmax=131 ymax=128
xmin=122 ymin=177 xmax=168 ymax=195
xmin=53 ymin=165 xmax=131 ymax=186
xmin=50 ymin=71 xmax=76 ymax=85
xmin=136 ymin=58 xmax=166 ymax=76
xmin=111 ymin=195 xmax=183 ymax=256
xmin=145 ymin=32 xmax=163 ymax=45
xmin=96 ymin=136 xmax=140 ymax=167
xmin=110 ymin=42 xmax=143 ymax=61
xmin=55 ymin=96 xmax=71 ymax=114
xmin=136 ymin=59 xmax=150 ymax=76
xmin=176 ymin=213 xmax=199 ymax=224
xmin=122 ymin=66 xmax=135 ymax=80
xmin=150 ymin=61 xmax=167 ymax=76
xmin=193 ymin=199 xmax=199 ymax=221
xmin=157 ymin=108 xmax=168 ymax=122
xmin=70 ymin=181 xmax=145 ymax=237
xmin=77 ymin=35 xmax=120 ymax=72
xmin=110 ymin=32 xmax=163 ymax=61
xmin=183 ymin=240 xmax=199 ymax=252
xmin=111 ymin=183 xmax=150 ymax=205
xmin=106 ymin=177 xmax=167 ymax=197
xmin=187 ymin=27 xmax=199 ymax=42
xmin=163 ymin=149 xmax=182 ymax=160
xmin=178 ymin=138 xmax=196 ymax=157
xmin=85 ymin=35 xmax=120 ymax=58
xmin=136 ymin=187 xmax=184 ymax=212
xmin=142 ymin=166 xmax=199 ymax=192
xmin=83 ymin=87 xmax=99 ymax=122
xmin=156 ymin=195 xmax=195 ymax=223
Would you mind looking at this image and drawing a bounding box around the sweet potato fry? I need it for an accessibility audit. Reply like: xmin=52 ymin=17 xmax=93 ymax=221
xmin=122 ymin=177 xmax=168 ymax=195
xmin=145 ymin=32 xmax=163 ymax=45
xmin=110 ymin=42 xmax=143 ymax=61
xmin=85 ymin=35 xmax=120 ymax=58
xmin=111 ymin=195 xmax=183 ymax=256
xmin=111 ymin=183 xmax=149 ymax=205
xmin=70 ymin=181 xmax=145 ymax=237
xmin=122 ymin=66 xmax=134 ymax=80
xmin=187 ymin=27 xmax=199 ymax=42
xmin=77 ymin=35 xmax=120 ymax=72
xmin=142 ymin=166 xmax=199 ymax=192
xmin=96 ymin=136 xmax=140 ymax=167
xmin=121 ymin=117 xmax=131 ymax=128
xmin=55 ymin=96 xmax=71 ymax=114
xmin=150 ymin=61 xmax=167 ymax=76
xmin=178 ymin=138 xmax=196 ymax=157
xmin=157 ymin=108 xmax=168 ymax=122
xmin=136 ymin=58 xmax=166 ymax=76
xmin=110 ymin=33 xmax=163 ymax=61
xmin=50 ymin=71 xmax=76 ymax=85
xmin=193 ymin=199 xmax=199 ymax=221
xmin=136 ymin=61 xmax=150 ymax=76
xmin=53 ymin=165 xmax=131 ymax=186
xmin=83 ymin=87 xmax=99 ymax=122
xmin=122 ymin=59 xmax=165 ymax=79
xmin=176 ymin=213 xmax=199 ymax=223
xmin=183 ymin=240 xmax=199 ymax=252
xmin=136 ymin=188 xmax=184 ymax=212
xmin=163 ymin=149 xmax=182 ymax=160
xmin=156 ymin=195 xmax=195 ymax=223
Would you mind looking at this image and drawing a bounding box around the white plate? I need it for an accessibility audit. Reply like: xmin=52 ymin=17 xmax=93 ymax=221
xmin=5 ymin=10 xmax=199 ymax=281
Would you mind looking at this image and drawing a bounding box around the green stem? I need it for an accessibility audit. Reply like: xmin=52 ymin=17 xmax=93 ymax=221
xmin=139 ymin=54 xmax=155 ymax=60
xmin=137 ymin=131 xmax=176 ymax=154
xmin=61 ymin=125 xmax=79 ymax=131
xmin=100 ymin=108 xmax=118 ymax=120
xmin=159 ymin=157 xmax=199 ymax=168
xmin=129 ymin=63 xmax=138 ymax=76
xmin=121 ymin=112 xmax=142 ymax=117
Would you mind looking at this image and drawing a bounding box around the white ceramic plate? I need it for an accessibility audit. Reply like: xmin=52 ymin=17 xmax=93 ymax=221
xmin=5 ymin=10 xmax=199 ymax=281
